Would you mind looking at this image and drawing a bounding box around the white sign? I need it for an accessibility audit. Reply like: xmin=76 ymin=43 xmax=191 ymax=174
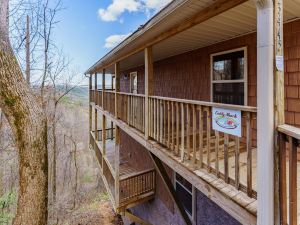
xmin=276 ymin=55 xmax=284 ymax=72
xmin=212 ymin=107 xmax=242 ymax=137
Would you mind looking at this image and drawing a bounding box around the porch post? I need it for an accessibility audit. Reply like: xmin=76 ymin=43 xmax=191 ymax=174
xmin=256 ymin=1 xmax=274 ymax=225
xmin=115 ymin=125 xmax=120 ymax=207
xmin=102 ymin=69 xmax=106 ymax=110
xmin=95 ymin=73 xmax=98 ymax=141
xmin=89 ymin=75 xmax=92 ymax=133
xmin=144 ymin=47 xmax=153 ymax=139
xmin=274 ymin=0 xmax=284 ymax=224
xmin=115 ymin=62 xmax=120 ymax=118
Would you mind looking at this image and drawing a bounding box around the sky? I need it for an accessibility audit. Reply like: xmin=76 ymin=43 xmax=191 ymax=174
xmin=53 ymin=0 xmax=172 ymax=84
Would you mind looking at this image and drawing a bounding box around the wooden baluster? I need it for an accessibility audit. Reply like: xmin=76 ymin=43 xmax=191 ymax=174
xmin=192 ymin=105 xmax=197 ymax=165
xmin=206 ymin=108 xmax=211 ymax=172
xmin=235 ymin=136 xmax=240 ymax=189
xmin=246 ymin=112 xmax=252 ymax=197
xmin=224 ymin=134 xmax=229 ymax=184
xmin=167 ymin=101 xmax=171 ymax=149
xmin=171 ymin=101 xmax=174 ymax=152
xmin=149 ymin=98 xmax=151 ymax=137
xmin=160 ymin=100 xmax=163 ymax=144
xmin=289 ymin=136 xmax=297 ymax=225
xmin=154 ymin=99 xmax=157 ymax=140
xmin=186 ymin=104 xmax=191 ymax=160
xmin=176 ymin=102 xmax=180 ymax=156
xmin=127 ymin=95 xmax=130 ymax=125
xmin=164 ymin=100 xmax=167 ymax=145
xmin=215 ymin=131 xmax=220 ymax=177
xmin=180 ymin=103 xmax=185 ymax=162
xmin=158 ymin=99 xmax=161 ymax=142
xmin=150 ymin=98 xmax=153 ymax=138
xmin=198 ymin=106 xmax=203 ymax=168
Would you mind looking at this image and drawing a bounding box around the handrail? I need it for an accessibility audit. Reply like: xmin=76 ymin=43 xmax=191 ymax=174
xmin=103 ymin=90 xmax=116 ymax=94
xmin=120 ymin=168 xmax=155 ymax=181
xmin=149 ymin=95 xmax=257 ymax=112
xmin=117 ymin=91 xmax=146 ymax=98
xmin=278 ymin=124 xmax=300 ymax=141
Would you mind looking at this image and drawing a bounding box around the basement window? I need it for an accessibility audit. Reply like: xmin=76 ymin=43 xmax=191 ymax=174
xmin=130 ymin=72 xmax=138 ymax=94
xmin=211 ymin=47 xmax=247 ymax=105
xmin=175 ymin=173 xmax=195 ymax=218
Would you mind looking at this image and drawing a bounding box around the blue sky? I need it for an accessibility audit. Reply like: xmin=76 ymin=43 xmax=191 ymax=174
xmin=53 ymin=0 xmax=171 ymax=82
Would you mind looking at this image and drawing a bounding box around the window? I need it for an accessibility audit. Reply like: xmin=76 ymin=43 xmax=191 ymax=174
xmin=130 ymin=72 xmax=138 ymax=94
xmin=211 ymin=47 xmax=247 ymax=105
xmin=175 ymin=173 xmax=195 ymax=218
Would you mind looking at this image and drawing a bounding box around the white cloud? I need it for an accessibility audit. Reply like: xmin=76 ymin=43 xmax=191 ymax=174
xmin=142 ymin=0 xmax=171 ymax=11
xmin=98 ymin=0 xmax=141 ymax=22
xmin=104 ymin=33 xmax=131 ymax=48
xmin=98 ymin=0 xmax=172 ymax=22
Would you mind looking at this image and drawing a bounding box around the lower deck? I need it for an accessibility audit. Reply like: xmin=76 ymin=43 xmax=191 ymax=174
xmin=90 ymin=133 xmax=156 ymax=212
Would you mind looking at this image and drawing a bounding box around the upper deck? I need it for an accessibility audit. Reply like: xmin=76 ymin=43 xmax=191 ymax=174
xmin=86 ymin=0 xmax=300 ymax=224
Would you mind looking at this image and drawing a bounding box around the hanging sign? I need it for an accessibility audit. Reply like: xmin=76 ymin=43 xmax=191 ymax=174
xmin=276 ymin=55 xmax=284 ymax=72
xmin=212 ymin=107 xmax=242 ymax=137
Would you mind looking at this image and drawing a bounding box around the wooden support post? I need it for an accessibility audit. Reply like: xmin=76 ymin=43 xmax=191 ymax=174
xmin=149 ymin=152 xmax=192 ymax=225
xmin=95 ymin=73 xmax=98 ymax=141
xmin=256 ymin=1 xmax=275 ymax=224
xmin=144 ymin=47 xmax=153 ymax=139
xmin=273 ymin=1 xmax=285 ymax=224
xmin=102 ymin=69 xmax=106 ymax=110
xmin=115 ymin=126 xmax=120 ymax=207
xmin=89 ymin=76 xmax=92 ymax=133
xmin=102 ymin=114 xmax=106 ymax=155
xmin=115 ymin=62 xmax=120 ymax=119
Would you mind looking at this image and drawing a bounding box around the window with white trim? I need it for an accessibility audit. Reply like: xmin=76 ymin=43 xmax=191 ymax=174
xmin=130 ymin=72 xmax=138 ymax=94
xmin=175 ymin=173 xmax=195 ymax=219
xmin=211 ymin=47 xmax=247 ymax=105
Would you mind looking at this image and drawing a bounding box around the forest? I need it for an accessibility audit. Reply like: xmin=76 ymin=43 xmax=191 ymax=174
xmin=0 ymin=0 xmax=120 ymax=224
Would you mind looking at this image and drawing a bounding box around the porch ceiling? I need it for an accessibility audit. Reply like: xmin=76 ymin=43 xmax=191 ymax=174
xmin=102 ymin=0 xmax=300 ymax=74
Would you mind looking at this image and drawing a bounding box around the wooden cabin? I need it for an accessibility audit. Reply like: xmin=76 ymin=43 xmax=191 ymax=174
xmin=85 ymin=0 xmax=300 ymax=224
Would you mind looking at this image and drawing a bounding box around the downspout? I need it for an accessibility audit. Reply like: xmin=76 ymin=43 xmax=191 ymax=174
xmin=255 ymin=1 xmax=274 ymax=225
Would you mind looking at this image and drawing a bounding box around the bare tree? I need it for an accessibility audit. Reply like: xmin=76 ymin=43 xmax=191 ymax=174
xmin=0 ymin=2 xmax=48 ymax=225
xmin=25 ymin=15 xmax=30 ymax=84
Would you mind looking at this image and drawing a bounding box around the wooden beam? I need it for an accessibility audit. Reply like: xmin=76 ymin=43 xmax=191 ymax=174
xmin=95 ymin=73 xmax=98 ymax=141
xmin=102 ymin=114 xmax=106 ymax=155
xmin=273 ymin=1 xmax=284 ymax=224
xmin=121 ymin=209 xmax=153 ymax=225
xmin=89 ymin=76 xmax=92 ymax=132
xmin=256 ymin=1 xmax=275 ymax=224
xmin=115 ymin=62 xmax=120 ymax=118
xmin=145 ymin=47 xmax=153 ymax=139
xmin=115 ymin=126 xmax=120 ymax=207
xmin=102 ymin=69 xmax=106 ymax=110
xmin=149 ymin=152 xmax=192 ymax=225
xmin=90 ymin=0 xmax=247 ymax=73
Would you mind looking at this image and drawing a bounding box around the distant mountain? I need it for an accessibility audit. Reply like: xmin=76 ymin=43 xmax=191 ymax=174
xmin=68 ymin=85 xmax=89 ymax=100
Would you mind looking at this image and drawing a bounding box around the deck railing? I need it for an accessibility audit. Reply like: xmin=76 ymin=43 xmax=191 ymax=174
xmin=90 ymin=89 xmax=95 ymax=102
xmin=103 ymin=91 xmax=115 ymax=115
xmin=96 ymin=128 xmax=115 ymax=141
xmin=278 ymin=124 xmax=300 ymax=225
xmin=95 ymin=90 xmax=102 ymax=107
xmin=119 ymin=169 xmax=155 ymax=204
xmin=117 ymin=92 xmax=145 ymax=133
xmin=96 ymin=92 xmax=257 ymax=198
xmin=149 ymin=96 xmax=257 ymax=197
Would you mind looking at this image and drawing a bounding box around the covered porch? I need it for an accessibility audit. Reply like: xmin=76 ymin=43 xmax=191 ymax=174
xmin=87 ymin=0 xmax=300 ymax=224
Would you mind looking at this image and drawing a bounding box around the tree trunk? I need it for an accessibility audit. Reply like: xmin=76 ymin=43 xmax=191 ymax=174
xmin=52 ymin=103 xmax=57 ymax=204
xmin=0 ymin=1 xmax=48 ymax=225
